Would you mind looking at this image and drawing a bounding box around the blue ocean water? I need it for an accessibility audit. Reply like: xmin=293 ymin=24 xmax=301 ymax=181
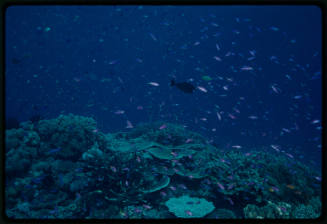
xmin=5 ymin=5 xmax=322 ymax=219
xmin=6 ymin=5 xmax=322 ymax=167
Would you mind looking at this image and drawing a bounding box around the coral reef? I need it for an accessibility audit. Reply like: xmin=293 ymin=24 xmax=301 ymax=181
xmin=165 ymin=195 xmax=215 ymax=218
xmin=5 ymin=114 xmax=321 ymax=219
xmin=243 ymin=201 xmax=292 ymax=219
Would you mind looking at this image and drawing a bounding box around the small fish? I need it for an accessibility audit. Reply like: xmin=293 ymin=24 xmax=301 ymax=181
xmin=114 ymin=110 xmax=125 ymax=115
xmin=149 ymin=33 xmax=157 ymax=41
xmin=171 ymin=151 xmax=178 ymax=157
xmin=148 ymin=82 xmax=159 ymax=86
xmin=285 ymin=74 xmax=292 ymax=80
xmin=285 ymin=153 xmax=294 ymax=158
xmin=119 ymin=210 xmax=128 ymax=218
xmin=134 ymin=208 xmax=142 ymax=213
xmin=185 ymin=138 xmax=193 ymax=143
xmin=311 ymin=119 xmax=320 ymax=124
xmin=202 ymin=75 xmax=212 ymax=81
xmin=220 ymin=158 xmax=226 ymax=163
xmin=109 ymin=60 xmax=118 ymax=65
xmin=197 ymin=86 xmax=208 ymax=93
xmin=159 ymin=124 xmax=167 ymax=130
xmin=249 ymin=50 xmax=256 ymax=56
xmin=136 ymin=105 xmax=143 ymax=110
xmin=160 ymin=191 xmax=167 ymax=197
xmin=286 ymin=184 xmax=295 ymax=190
xmin=217 ymin=182 xmax=225 ymax=190
xmin=136 ymin=156 xmax=141 ymax=163
xmin=228 ymin=113 xmax=236 ymax=119
xmin=280 ymin=206 xmax=287 ymax=212
xmin=211 ymin=22 xmax=219 ymax=27
xmin=216 ymin=112 xmax=222 ymax=121
xmin=110 ymin=166 xmax=117 ymax=173
xmin=216 ymin=43 xmax=220 ymax=51
xmin=169 ymin=186 xmax=176 ymax=191
xmin=232 ymin=145 xmax=242 ymax=149
xmin=271 ymin=84 xmax=281 ymax=94
xmin=271 ymin=144 xmax=280 ymax=152
xmin=47 ymin=148 xmax=62 ymax=154
xmin=233 ymin=108 xmax=240 ymax=113
xmin=227 ymin=197 xmax=234 ymax=205
xmin=143 ymin=204 xmax=151 ymax=210
xmin=293 ymin=95 xmax=302 ymax=99
xmin=178 ymin=184 xmax=187 ymax=190
xmin=248 ymin=115 xmax=258 ymax=120
xmin=185 ymin=210 xmax=193 ymax=216
xmin=270 ymin=26 xmax=279 ymax=31
xmin=240 ymin=66 xmax=253 ymax=71
xmin=213 ymin=56 xmax=222 ymax=61
xmin=271 ymin=186 xmax=279 ymax=192
xmin=126 ymin=120 xmax=133 ymax=129
xmin=193 ymin=41 xmax=200 ymax=46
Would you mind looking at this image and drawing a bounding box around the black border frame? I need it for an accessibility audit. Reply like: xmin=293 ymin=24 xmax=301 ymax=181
xmin=0 ymin=1 xmax=326 ymax=224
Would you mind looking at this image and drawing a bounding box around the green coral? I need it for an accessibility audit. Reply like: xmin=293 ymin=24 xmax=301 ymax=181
xmin=36 ymin=114 xmax=98 ymax=159
xmin=165 ymin=195 xmax=215 ymax=218
xmin=292 ymin=197 xmax=321 ymax=218
xmin=5 ymin=114 xmax=322 ymax=219
xmin=243 ymin=201 xmax=292 ymax=219
xmin=6 ymin=147 xmax=34 ymax=178
xmin=141 ymin=175 xmax=170 ymax=193
xmin=23 ymin=131 xmax=40 ymax=147
xmin=82 ymin=142 xmax=104 ymax=161
xmin=126 ymin=122 xmax=207 ymax=146
xmin=5 ymin=128 xmax=25 ymax=151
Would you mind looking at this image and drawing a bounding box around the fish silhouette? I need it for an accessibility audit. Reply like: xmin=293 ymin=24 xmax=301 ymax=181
xmin=170 ymin=79 xmax=195 ymax=93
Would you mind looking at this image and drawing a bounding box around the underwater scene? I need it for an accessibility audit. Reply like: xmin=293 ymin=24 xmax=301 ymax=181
xmin=5 ymin=5 xmax=322 ymax=219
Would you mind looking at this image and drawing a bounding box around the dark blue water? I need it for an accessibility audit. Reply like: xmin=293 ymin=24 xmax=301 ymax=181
xmin=6 ymin=5 xmax=322 ymax=169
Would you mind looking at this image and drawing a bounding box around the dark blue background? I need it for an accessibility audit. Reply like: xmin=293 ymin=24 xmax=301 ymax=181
xmin=5 ymin=5 xmax=322 ymax=170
